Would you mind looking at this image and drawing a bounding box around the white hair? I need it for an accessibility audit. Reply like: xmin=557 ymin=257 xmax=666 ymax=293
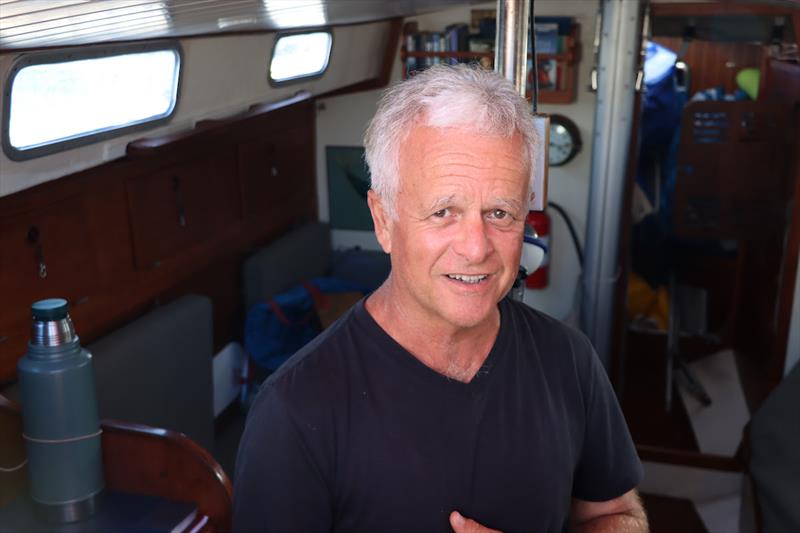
xmin=364 ymin=64 xmax=539 ymax=217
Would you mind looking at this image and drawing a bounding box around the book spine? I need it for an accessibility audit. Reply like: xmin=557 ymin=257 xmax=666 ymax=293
xmin=405 ymin=34 xmax=417 ymax=75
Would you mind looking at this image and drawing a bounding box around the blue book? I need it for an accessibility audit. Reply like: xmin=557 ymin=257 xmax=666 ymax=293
xmin=405 ymin=33 xmax=417 ymax=74
xmin=534 ymin=22 xmax=559 ymax=54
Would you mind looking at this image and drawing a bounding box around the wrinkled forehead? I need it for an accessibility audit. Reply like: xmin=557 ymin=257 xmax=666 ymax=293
xmin=397 ymin=123 xmax=530 ymax=198
xmin=398 ymin=118 xmax=530 ymax=173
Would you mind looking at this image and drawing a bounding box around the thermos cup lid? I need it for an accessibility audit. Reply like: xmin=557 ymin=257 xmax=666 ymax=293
xmin=32 ymin=298 xmax=69 ymax=321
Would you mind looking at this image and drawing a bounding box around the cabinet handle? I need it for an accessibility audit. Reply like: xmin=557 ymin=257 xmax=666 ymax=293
xmin=26 ymin=226 xmax=48 ymax=279
xmin=172 ymin=175 xmax=187 ymax=227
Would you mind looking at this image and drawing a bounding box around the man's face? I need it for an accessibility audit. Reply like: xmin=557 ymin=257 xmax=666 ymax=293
xmin=369 ymin=123 xmax=529 ymax=333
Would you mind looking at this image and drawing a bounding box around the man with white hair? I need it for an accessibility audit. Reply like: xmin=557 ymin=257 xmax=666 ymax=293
xmin=234 ymin=64 xmax=647 ymax=533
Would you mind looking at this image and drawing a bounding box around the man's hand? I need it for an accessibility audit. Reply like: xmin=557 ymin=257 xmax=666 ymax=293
xmin=569 ymin=489 xmax=649 ymax=532
xmin=449 ymin=511 xmax=502 ymax=533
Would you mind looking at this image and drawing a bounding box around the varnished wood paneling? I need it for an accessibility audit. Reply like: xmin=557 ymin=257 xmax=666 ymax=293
xmin=0 ymin=96 xmax=317 ymax=382
xmin=756 ymin=59 xmax=800 ymax=387
xmin=652 ymin=36 xmax=764 ymax=95
xmin=673 ymin=100 xmax=790 ymax=240
xmin=126 ymin=150 xmax=241 ymax=270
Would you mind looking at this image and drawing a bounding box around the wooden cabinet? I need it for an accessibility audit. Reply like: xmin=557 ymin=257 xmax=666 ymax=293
xmin=0 ymin=196 xmax=100 ymax=309
xmin=0 ymin=195 xmax=103 ymax=378
xmin=0 ymin=94 xmax=317 ymax=382
xmin=238 ymin=125 xmax=315 ymax=222
xmin=125 ymin=150 xmax=240 ymax=270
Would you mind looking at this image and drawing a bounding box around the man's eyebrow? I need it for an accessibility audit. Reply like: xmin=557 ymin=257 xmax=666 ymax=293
xmin=427 ymin=194 xmax=456 ymax=211
xmin=493 ymin=198 xmax=522 ymax=212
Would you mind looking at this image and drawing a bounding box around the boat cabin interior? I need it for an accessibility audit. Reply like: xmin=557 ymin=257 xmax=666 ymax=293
xmin=1 ymin=1 xmax=799 ymax=531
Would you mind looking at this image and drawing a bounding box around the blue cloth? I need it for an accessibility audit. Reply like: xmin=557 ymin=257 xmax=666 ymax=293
xmin=244 ymin=277 xmax=366 ymax=370
xmin=637 ymin=41 xmax=685 ymax=217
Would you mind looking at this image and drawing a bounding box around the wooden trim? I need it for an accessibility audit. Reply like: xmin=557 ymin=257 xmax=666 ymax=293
xmin=0 ymin=394 xmax=20 ymax=412
xmin=636 ymin=444 xmax=744 ymax=472
xmin=403 ymin=50 xmax=570 ymax=61
xmin=127 ymin=92 xmax=312 ymax=158
xmin=611 ymin=90 xmax=645 ymax=391
xmin=378 ymin=18 xmax=404 ymax=87
xmin=795 ymin=12 xmax=800 ymax=46
xmin=318 ymin=77 xmax=384 ymax=98
xmin=102 ymin=418 xmax=234 ymax=496
xmin=102 ymin=419 xmax=233 ymax=531
xmin=651 ymin=2 xmax=800 ymax=18
xmin=770 ymin=80 xmax=800 ymax=385
xmin=194 ymin=91 xmax=312 ymax=129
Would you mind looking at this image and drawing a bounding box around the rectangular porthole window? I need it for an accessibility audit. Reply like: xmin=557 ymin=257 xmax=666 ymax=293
xmin=3 ymin=43 xmax=181 ymax=161
xmin=269 ymin=31 xmax=332 ymax=85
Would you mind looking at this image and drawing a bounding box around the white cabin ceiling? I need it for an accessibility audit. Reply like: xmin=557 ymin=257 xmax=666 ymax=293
xmin=0 ymin=0 xmax=471 ymax=51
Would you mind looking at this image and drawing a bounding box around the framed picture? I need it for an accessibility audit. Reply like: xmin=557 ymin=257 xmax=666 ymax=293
xmin=537 ymin=58 xmax=558 ymax=91
xmin=326 ymin=146 xmax=374 ymax=231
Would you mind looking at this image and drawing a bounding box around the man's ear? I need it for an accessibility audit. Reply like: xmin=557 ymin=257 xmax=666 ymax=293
xmin=367 ymin=189 xmax=392 ymax=254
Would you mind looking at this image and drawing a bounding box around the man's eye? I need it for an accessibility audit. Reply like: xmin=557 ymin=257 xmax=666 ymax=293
xmin=432 ymin=208 xmax=449 ymax=218
xmin=490 ymin=209 xmax=508 ymax=220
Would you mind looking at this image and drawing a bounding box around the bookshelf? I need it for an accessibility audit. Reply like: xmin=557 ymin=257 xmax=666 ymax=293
xmin=400 ymin=21 xmax=579 ymax=105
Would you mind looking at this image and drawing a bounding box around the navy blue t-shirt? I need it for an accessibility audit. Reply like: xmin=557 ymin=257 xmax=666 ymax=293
xmin=233 ymin=297 xmax=642 ymax=532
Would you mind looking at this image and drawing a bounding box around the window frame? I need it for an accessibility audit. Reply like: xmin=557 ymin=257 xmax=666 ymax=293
xmin=268 ymin=29 xmax=333 ymax=87
xmin=2 ymin=41 xmax=183 ymax=161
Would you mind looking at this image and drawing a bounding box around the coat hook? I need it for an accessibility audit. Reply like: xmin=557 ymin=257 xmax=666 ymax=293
xmin=26 ymin=226 xmax=48 ymax=279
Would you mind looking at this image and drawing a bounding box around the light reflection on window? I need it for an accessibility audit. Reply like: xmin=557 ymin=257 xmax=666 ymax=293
xmin=270 ymin=32 xmax=332 ymax=83
xmin=7 ymin=48 xmax=180 ymax=153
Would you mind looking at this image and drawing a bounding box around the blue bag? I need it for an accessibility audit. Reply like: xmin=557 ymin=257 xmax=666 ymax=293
xmin=244 ymin=277 xmax=365 ymax=371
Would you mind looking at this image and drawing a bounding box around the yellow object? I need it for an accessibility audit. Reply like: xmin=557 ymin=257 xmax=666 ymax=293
xmin=627 ymin=273 xmax=669 ymax=331
xmin=736 ymin=68 xmax=760 ymax=100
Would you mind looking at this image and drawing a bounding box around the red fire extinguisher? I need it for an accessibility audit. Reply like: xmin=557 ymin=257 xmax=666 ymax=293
xmin=526 ymin=210 xmax=550 ymax=289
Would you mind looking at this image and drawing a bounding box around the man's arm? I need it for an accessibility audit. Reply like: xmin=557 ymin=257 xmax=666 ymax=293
xmin=449 ymin=491 xmax=648 ymax=533
xmin=569 ymin=489 xmax=648 ymax=533
xmin=232 ymin=386 xmax=333 ymax=532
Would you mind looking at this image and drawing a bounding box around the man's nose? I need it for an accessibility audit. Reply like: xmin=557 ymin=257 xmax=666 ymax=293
xmin=453 ymin=214 xmax=493 ymax=263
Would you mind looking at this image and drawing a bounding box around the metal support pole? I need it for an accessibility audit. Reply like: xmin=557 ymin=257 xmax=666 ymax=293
xmin=495 ymin=0 xmax=548 ymax=210
xmin=580 ymin=0 xmax=644 ymax=369
xmin=495 ymin=0 xmax=529 ymax=97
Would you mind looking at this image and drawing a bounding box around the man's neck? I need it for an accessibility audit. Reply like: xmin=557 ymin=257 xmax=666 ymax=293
xmin=365 ymin=280 xmax=501 ymax=383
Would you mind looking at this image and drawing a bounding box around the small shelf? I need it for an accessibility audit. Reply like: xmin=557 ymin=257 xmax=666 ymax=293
xmin=400 ymin=24 xmax=579 ymax=105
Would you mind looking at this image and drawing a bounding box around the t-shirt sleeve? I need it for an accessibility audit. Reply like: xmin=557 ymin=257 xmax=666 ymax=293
xmin=571 ymin=337 xmax=643 ymax=502
xmin=232 ymin=384 xmax=332 ymax=532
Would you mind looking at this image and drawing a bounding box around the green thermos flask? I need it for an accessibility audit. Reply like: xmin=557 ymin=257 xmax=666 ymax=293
xmin=17 ymin=298 xmax=104 ymax=522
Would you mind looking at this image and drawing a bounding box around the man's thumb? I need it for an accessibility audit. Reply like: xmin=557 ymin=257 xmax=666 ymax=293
xmin=449 ymin=511 xmax=495 ymax=533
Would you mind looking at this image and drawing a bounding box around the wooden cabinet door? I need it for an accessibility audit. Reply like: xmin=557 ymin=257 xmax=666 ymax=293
xmin=125 ymin=150 xmax=240 ymax=270
xmin=238 ymin=125 xmax=315 ymax=223
xmin=0 ymin=196 xmax=101 ymax=379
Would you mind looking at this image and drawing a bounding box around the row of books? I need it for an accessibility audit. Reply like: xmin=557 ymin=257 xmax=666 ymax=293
xmin=403 ymin=17 xmax=573 ymax=73
xmin=403 ymin=23 xmax=474 ymax=72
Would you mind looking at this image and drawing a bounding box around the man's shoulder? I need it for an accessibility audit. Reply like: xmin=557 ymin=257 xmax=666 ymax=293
xmin=500 ymin=298 xmax=602 ymax=395
xmin=251 ymin=300 xmax=373 ymax=416
xmin=502 ymin=297 xmax=593 ymax=353
xmin=266 ymin=303 xmax=362 ymax=385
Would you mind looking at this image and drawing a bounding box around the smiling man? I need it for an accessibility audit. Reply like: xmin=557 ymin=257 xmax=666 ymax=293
xmin=233 ymin=65 xmax=647 ymax=533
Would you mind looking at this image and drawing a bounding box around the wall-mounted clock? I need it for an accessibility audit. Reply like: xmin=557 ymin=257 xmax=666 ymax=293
xmin=548 ymin=114 xmax=582 ymax=167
